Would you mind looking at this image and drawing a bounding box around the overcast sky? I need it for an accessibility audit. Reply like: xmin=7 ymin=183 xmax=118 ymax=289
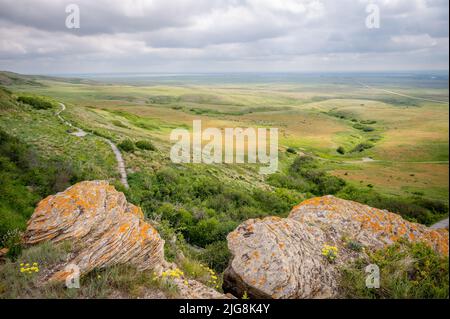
xmin=0 ymin=0 xmax=448 ymax=74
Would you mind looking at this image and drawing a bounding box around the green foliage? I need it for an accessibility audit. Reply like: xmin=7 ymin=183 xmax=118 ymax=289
xmin=286 ymin=147 xmax=297 ymax=154
xmin=336 ymin=146 xmax=346 ymax=155
xmin=340 ymin=241 xmax=449 ymax=299
xmin=0 ymin=128 xmax=84 ymax=239
xmin=351 ymin=142 xmax=374 ymax=153
xmin=361 ymin=120 xmax=377 ymax=125
xmin=118 ymin=139 xmax=135 ymax=152
xmin=346 ymin=240 xmax=363 ymax=253
xmin=1 ymin=229 xmax=23 ymax=259
xmin=127 ymin=166 xmax=297 ymax=248
xmin=0 ymin=241 xmax=71 ymax=298
xmin=289 ymin=156 xmax=347 ymax=195
xmin=353 ymin=123 xmax=375 ymax=132
xmin=135 ymin=140 xmax=156 ymax=151
xmin=198 ymin=241 xmax=231 ymax=273
xmin=268 ymin=156 xmax=346 ymax=196
xmin=17 ymin=95 xmax=53 ymax=110
xmin=338 ymin=185 xmax=448 ymax=225
xmin=0 ymin=87 xmax=16 ymax=109
xmin=0 ymin=241 xmax=171 ymax=299
xmin=112 ymin=120 xmax=128 ymax=128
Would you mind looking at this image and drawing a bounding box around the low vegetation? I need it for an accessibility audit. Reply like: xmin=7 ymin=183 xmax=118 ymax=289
xmin=0 ymin=74 xmax=448 ymax=299
xmin=135 ymin=140 xmax=156 ymax=151
xmin=340 ymin=240 xmax=449 ymax=299
xmin=0 ymin=241 xmax=179 ymax=299
xmin=0 ymin=128 xmax=84 ymax=242
xmin=118 ymin=139 xmax=135 ymax=152
xmin=17 ymin=95 xmax=54 ymax=110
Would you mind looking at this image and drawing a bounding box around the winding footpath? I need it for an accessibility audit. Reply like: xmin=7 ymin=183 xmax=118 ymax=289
xmin=57 ymin=103 xmax=129 ymax=189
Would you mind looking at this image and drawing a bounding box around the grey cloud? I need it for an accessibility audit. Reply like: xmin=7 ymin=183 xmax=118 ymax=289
xmin=0 ymin=0 xmax=448 ymax=73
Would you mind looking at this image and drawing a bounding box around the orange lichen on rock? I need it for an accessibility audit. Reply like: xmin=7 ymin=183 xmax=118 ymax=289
xmin=23 ymin=181 xmax=166 ymax=281
xmin=224 ymin=195 xmax=448 ymax=300
xmin=290 ymin=196 xmax=448 ymax=255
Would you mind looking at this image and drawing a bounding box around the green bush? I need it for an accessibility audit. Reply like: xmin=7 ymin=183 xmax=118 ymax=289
xmin=336 ymin=146 xmax=346 ymax=155
xmin=351 ymin=143 xmax=374 ymax=153
xmin=337 ymin=185 xmax=447 ymax=225
xmin=17 ymin=96 xmax=53 ymax=110
xmin=286 ymin=147 xmax=297 ymax=154
xmin=118 ymin=139 xmax=135 ymax=152
xmin=135 ymin=140 xmax=156 ymax=151
xmin=198 ymin=241 xmax=231 ymax=273
xmin=340 ymin=241 xmax=449 ymax=299
xmin=0 ymin=129 xmax=84 ymax=239
xmin=361 ymin=120 xmax=377 ymax=125
xmin=353 ymin=123 xmax=375 ymax=132
xmin=112 ymin=120 xmax=128 ymax=128
xmin=1 ymin=229 xmax=23 ymax=259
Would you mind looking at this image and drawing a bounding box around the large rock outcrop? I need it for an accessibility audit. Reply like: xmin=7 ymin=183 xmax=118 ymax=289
xmin=23 ymin=180 xmax=166 ymax=280
xmin=223 ymin=196 xmax=449 ymax=299
xmin=23 ymin=180 xmax=225 ymax=299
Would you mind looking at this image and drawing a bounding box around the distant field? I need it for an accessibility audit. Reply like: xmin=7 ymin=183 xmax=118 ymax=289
xmin=5 ymin=72 xmax=449 ymax=202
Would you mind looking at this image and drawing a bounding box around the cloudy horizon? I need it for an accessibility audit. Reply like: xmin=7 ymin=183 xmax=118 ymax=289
xmin=0 ymin=0 xmax=448 ymax=75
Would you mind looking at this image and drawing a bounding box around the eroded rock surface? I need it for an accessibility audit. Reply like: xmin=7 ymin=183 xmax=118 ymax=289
xmin=290 ymin=196 xmax=448 ymax=255
xmin=223 ymin=195 xmax=449 ymax=299
xmin=23 ymin=180 xmax=227 ymax=299
xmin=23 ymin=180 xmax=166 ymax=280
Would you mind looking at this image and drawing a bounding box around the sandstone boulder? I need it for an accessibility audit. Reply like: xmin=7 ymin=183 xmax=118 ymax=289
xmin=23 ymin=180 xmax=166 ymax=280
xmin=223 ymin=196 xmax=449 ymax=299
xmin=290 ymin=196 xmax=448 ymax=255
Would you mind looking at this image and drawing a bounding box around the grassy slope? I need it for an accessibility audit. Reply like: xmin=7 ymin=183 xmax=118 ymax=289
xmin=0 ymin=71 xmax=449 ymax=299
xmin=11 ymin=75 xmax=448 ymax=202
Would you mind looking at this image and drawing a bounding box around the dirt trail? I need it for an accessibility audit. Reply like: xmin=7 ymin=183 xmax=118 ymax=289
xmin=57 ymin=103 xmax=129 ymax=189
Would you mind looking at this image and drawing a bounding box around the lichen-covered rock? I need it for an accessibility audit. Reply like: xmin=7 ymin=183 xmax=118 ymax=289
xmin=23 ymin=181 xmax=166 ymax=280
xmin=223 ymin=196 xmax=449 ymax=299
xmin=223 ymin=217 xmax=336 ymax=299
xmin=290 ymin=196 xmax=449 ymax=255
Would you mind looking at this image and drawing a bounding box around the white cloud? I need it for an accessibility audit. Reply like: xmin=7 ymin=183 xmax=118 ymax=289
xmin=0 ymin=0 xmax=447 ymax=73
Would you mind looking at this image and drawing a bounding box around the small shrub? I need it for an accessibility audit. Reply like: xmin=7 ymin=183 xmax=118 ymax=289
xmin=118 ymin=139 xmax=135 ymax=152
xmin=336 ymin=146 xmax=346 ymax=155
xmin=286 ymin=147 xmax=297 ymax=154
xmin=361 ymin=120 xmax=377 ymax=125
xmin=353 ymin=123 xmax=375 ymax=132
xmin=362 ymin=126 xmax=375 ymax=132
xmin=340 ymin=241 xmax=449 ymax=299
xmin=322 ymin=244 xmax=338 ymax=263
xmin=135 ymin=140 xmax=156 ymax=151
xmin=346 ymin=240 xmax=363 ymax=252
xmin=1 ymin=229 xmax=23 ymax=260
xmin=351 ymin=143 xmax=374 ymax=153
xmin=112 ymin=120 xmax=128 ymax=128
xmin=198 ymin=241 xmax=231 ymax=273
xmin=17 ymin=96 xmax=53 ymax=110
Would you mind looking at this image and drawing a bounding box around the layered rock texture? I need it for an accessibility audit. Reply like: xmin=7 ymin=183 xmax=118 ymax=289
xmin=223 ymin=195 xmax=449 ymax=299
xmin=23 ymin=181 xmax=166 ymax=281
xmin=23 ymin=181 xmax=225 ymax=299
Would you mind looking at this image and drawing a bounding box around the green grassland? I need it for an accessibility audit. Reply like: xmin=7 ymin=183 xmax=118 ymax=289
xmin=7 ymin=74 xmax=448 ymax=201
xmin=0 ymin=71 xmax=449 ymax=298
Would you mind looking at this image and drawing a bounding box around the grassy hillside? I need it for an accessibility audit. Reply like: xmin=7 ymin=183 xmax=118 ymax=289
xmin=0 ymin=72 xmax=448 ymax=298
